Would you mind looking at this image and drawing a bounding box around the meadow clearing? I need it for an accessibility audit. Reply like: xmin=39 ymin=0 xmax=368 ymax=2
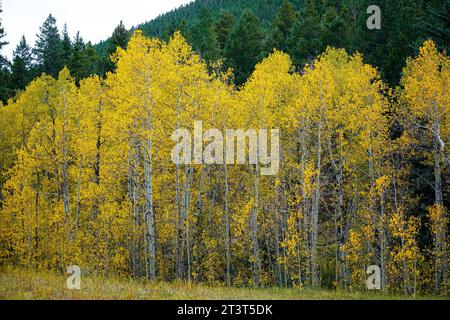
xmin=0 ymin=268 xmax=443 ymax=300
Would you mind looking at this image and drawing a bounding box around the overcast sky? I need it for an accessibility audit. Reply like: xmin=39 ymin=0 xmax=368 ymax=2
xmin=1 ymin=0 xmax=193 ymax=59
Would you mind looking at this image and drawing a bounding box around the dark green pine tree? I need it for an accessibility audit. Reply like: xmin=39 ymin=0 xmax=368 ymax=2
xmin=104 ymin=20 xmax=131 ymax=73
xmin=321 ymin=6 xmax=349 ymax=49
xmin=348 ymin=0 xmax=387 ymax=70
xmin=61 ymin=23 xmax=72 ymax=67
xmin=267 ymin=0 xmax=298 ymax=54
xmin=190 ymin=8 xmax=220 ymax=62
xmin=0 ymin=4 xmax=6 ymax=51
xmin=349 ymin=0 xmax=422 ymax=84
xmin=0 ymin=4 xmax=12 ymax=103
xmin=384 ymin=0 xmax=422 ymax=84
xmin=68 ymin=33 xmax=99 ymax=81
xmin=33 ymin=14 xmax=64 ymax=78
xmin=83 ymin=41 xmax=100 ymax=78
xmin=287 ymin=0 xmax=324 ymax=66
xmin=167 ymin=18 xmax=190 ymax=40
xmin=11 ymin=35 xmax=33 ymax=91
xmin=224 ymin=9 xmax=264 ymax=85
xmin=214 ymin=11 xmax=236 ymax=54
xmin=424 ymin=0 xmax=450 ymax=52
xmin=69 ymin=31 xmax=87 ymax=81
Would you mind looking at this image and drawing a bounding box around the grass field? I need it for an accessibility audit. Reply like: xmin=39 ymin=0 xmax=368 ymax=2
xmin=0 ymin=268 xmax=442 ymax=300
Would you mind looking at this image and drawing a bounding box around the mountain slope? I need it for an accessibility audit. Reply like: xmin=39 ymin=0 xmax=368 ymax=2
xmin=95 ymin=0 xmax=448 ymax=85
xmin=96 ymin=0 xmax=305 ymax=53
xmin=138 ymin=0 xmax=305 ymax=36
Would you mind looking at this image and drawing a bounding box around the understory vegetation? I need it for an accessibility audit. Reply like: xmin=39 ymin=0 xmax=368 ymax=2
xmin=0 ymin=268 xmax=441 ymax=300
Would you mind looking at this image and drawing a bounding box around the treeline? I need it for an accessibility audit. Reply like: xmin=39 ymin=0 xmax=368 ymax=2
xmin=0 ymin=30 xmax=448 ymax=295
xmin=2 ymin=0 xmax=449 ymax=103
xmin=0 ymin=14 xmax=130 ymax=103
xmin=119 ymin=0 xmax=450 ymax=85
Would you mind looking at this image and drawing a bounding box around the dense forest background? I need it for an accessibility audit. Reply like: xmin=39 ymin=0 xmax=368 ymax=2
xmin=0 ymin=0 xmax=449 ymax=297
xmin=1 ymin=0 xmax=450 ymax=102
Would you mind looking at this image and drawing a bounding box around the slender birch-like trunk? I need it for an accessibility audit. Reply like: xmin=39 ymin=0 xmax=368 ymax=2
xmin=311 ymin=116 xmax=322 ymax=288
xmin=145 ymin=112 xmax=156 ymax=280
xmin=61 ymin=90 xmax=71 ymax=240
xmin=224 ymin=161 xmax=232 ymax=286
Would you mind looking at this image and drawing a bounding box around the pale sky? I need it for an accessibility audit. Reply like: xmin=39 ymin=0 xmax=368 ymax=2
xmin=1 ymin=0 xmax=193 ymax=59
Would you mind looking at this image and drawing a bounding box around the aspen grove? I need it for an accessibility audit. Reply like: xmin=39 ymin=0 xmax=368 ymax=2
xmin=0 ymin=31 xmax=449 ymax=295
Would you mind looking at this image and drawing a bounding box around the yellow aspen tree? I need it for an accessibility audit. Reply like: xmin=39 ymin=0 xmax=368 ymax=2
xmin=428 ymin=204 xmax=449 ymax=294
xmin=107 ymin=31 xmax=166 ymax=280
xmin=389 ymin=207 xmax=422 ymax=295
xmin=401 ymin=40 xmax=449 ymax=293
xmin=238 ymin=50 xmax=294 ymax=287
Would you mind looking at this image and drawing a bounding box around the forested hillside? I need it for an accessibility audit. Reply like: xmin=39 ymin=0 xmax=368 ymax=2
xmin=99 ymin=0 xmax=450 ymax=84
xmin=1 ymin=0 xmax=449 ymax=103
xmin=136 ymin=0 xmax=304 ymax=35
xmin=0 ymin=0 xmax=449 ymax=298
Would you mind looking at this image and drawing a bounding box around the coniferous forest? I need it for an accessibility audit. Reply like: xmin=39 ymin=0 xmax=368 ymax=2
xmin=0 ymin=0 xmax=449 ymax=298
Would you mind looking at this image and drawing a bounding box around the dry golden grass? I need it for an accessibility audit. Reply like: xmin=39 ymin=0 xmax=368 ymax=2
xmin=0 ymin=267 xmax=442 ymax=300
